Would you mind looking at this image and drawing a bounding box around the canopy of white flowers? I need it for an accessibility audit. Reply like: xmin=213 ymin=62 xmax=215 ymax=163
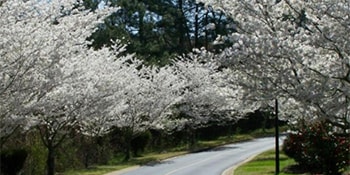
xmin=0 ymin=0 xmax=241 ymax=144
xmin=197 ymin=0 xmax=350 ymax=132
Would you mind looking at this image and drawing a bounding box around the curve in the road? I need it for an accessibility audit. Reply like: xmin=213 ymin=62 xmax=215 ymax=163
xmin=107 ymin=136 xmax=284 ymax=175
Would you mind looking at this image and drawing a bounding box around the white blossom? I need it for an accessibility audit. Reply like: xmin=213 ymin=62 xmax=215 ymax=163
xmin=0 ymin=0 xmax=118 ymax=142
xmin=197 ymin=0 xmax=350 ymax=132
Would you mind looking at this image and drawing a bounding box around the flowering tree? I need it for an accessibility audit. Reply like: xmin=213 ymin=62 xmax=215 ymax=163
xmin=197 ymin=0 xmax=350 ymax=132
xmin=0 ymin=0 xmax=133 ymax=174
xmin=105 ymin=63 xmax=188 ymax=159
xmin=164 ymin=52 xmax=244 ymax=142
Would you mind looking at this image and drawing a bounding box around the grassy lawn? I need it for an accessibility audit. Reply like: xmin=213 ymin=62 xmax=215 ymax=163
xmin=233 ymin=149 xmax=306 ymax=175
xmin=61 ymin=165 xmax=131 ymax=175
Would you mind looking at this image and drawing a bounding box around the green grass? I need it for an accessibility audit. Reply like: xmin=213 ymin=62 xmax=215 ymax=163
xmin=61 ymin=165 xmax=130 ymax=175
xmin=233 ymin=149 xmax=305 ymax=175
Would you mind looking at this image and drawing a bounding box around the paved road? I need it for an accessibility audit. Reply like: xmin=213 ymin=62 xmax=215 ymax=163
xmin=113 ymin=137 xmax=284 ymax=175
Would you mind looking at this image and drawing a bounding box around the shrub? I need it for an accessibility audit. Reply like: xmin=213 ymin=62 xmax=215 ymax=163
xmin=74 ymin=134 xmax=114 ymax=169
xmin=0 ymin=149 xmax=28 ymax=175
xmin=131 ymin=131 xmax=152 ymax=156
xmin=24 ymin=135 xmax=47 ymax=175
xmin=283 ymin=121 xmax=350 ymax=175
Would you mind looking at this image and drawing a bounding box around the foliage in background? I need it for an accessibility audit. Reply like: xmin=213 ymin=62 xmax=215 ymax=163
xmin=84 ymin=0 xmax=236 ymax=65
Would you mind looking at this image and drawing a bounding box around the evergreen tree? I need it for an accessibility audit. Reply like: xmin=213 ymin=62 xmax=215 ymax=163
xmin=84 ymin=0 xmax=236 ymax=65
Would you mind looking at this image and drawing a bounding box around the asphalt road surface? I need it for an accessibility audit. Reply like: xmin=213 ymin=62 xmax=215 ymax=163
xmin=118 ymin=137 xmax=284 ymax=175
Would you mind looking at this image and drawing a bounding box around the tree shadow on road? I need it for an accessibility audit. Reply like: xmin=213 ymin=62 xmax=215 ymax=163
xmin=190 ymin=145 xmax=239 ymax=153
xmin=144 ymin=160 xmax=175 ymax=167
xmin=209 ymin=146 xmax=239 ymax=152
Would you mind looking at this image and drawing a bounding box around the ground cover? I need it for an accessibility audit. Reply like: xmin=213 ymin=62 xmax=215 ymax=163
xmin=233 ymin=149 xmax=306 ymax=175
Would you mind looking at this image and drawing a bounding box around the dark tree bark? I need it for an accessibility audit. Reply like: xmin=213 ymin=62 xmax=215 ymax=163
xmin=47 ymin=145 xmax=55 ymax=175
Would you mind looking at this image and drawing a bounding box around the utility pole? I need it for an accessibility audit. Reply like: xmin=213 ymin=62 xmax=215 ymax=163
xmin=275 ymin=98 xmax=280 ymax=174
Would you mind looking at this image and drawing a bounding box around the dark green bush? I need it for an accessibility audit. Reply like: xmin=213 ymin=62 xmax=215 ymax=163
xmin=0 ymin=149 xmax=28 ymax=175
xmin=131 ymin=131 xmax=152 ymax=156
xmin=283 ymin=121 xmax=350 ymax=175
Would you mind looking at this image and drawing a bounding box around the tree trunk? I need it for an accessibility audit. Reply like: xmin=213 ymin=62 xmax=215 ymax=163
xmin=194 ymin=4 xmax=199 ymax=48
xmin=124 ymin=140 xmax=131 ymax=161
xmin=47 ymin=145 xmax=55 ymax=175
xmin=177 ymin=0 xmax=192 ymax=52
xmin=138 ymin=4 xmax=145 ymax=44
xmin=123 ymin=128 xmax=133 ymax=161
xmin=204 ymin=11 xmax=209 ymax=50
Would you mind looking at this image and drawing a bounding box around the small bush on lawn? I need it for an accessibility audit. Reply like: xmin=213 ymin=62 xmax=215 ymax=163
xmin=283 ymin=121 xmax=350 ymax=175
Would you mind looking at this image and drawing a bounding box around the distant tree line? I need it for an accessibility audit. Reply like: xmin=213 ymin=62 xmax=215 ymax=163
xmin=84 ymin=0 xmax=236 ymax=65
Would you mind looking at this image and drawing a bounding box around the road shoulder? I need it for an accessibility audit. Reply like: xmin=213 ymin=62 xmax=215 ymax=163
xmin=221 ymin=154 xmax=259 ymax=175
xmin=104 ymin=166 xmax=140 ymax=175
